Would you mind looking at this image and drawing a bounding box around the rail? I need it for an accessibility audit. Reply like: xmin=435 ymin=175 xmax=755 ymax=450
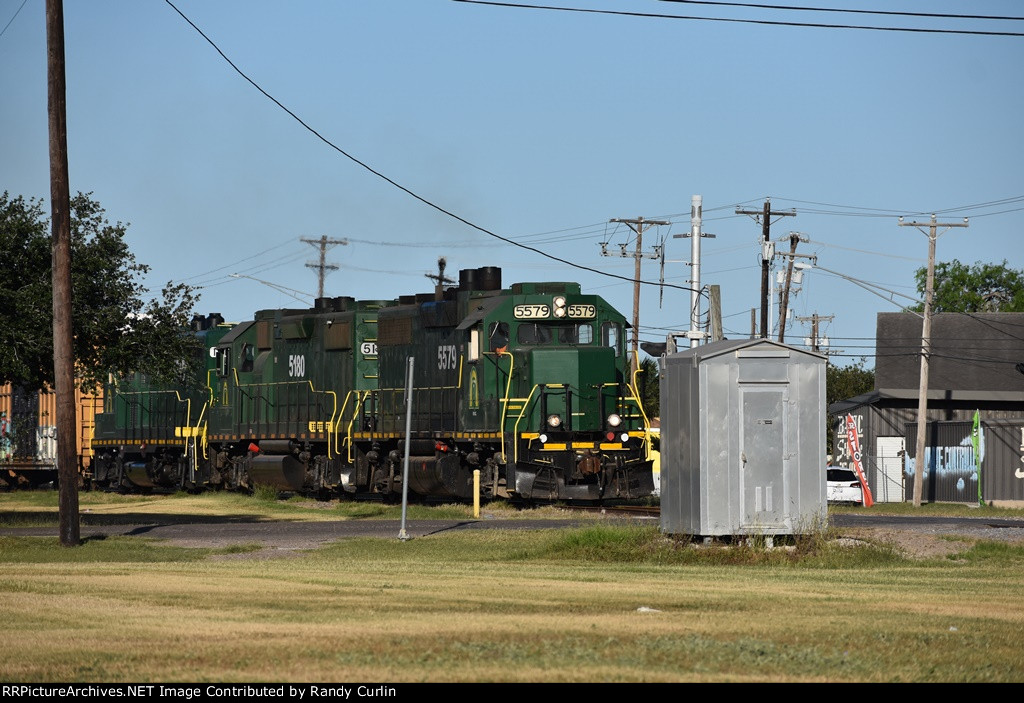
xmin=111 ymin=389 xmax=194 ymax=444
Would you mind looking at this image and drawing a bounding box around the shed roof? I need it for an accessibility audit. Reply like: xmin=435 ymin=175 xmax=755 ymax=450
xmin=667 ymin=338 xmax=827 ymax=363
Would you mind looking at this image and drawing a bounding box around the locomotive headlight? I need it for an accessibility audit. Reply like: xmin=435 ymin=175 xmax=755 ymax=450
xmin=553 ymin=295 xmax=567 ymax=318
xmin=547 ymin=414 xmax=562 ymax=428
xmin=606 ymin=413 xmax=622 ymax=428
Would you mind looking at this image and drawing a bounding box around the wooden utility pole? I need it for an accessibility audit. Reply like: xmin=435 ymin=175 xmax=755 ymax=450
xmin=301 ymin=235 xmax=348 ymax=298
xmin=796 ymin=313 xmax=834 ymax=352
xmin=605 ymin=216 xmax=668 ymax=375
xmin=776 ymin=232 xmax=806 ymax=343
xmin=899 ymin=214 xmax=969 ymax=507
xmin=736 ymin=200 xmax=795 ymax=338
xmin=708 ymin=285 xmax=723 ymax=342
xmin=425 ymin=256 xmax=454 ymax=301
xmin=47 ymin=0 xmax=78 ymax=546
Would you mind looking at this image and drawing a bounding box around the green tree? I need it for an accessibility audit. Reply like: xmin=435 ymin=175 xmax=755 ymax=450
xmin=912 ymin=259 xmax=1024 ymax=313
xmin=0 ymin=191 xmax=200 ymax=391
xmin=826 ymin=357 xmax=875 ymax=409
xmin=826 ymin=357 xmax=874 ymax=454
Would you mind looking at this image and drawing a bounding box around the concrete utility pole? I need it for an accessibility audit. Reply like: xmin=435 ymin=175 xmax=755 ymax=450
xmin=899 ymin=214 xmax=969 ymax=507
xmin=673 ymin=195 xmax=716 ymax=348
xmin=302 ymin=236 xmax=348 ymax=298
xmin=736 ymin=200 xmax=796 ymax=338
xmin=604 ymin=216 xmax=668 ymax=375
xmin=47 ymin=0 xmax=79 ymax=547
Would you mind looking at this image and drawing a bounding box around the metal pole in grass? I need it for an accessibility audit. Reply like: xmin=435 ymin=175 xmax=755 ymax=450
xmin=473 ymin=469 xmax=480 ymax=518
xmin=399 ymin=356 xmax=414 ymax=541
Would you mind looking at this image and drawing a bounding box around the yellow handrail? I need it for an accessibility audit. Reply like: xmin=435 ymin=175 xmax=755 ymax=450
xmin=115 ymin=389 xmax=192 ymax=426
xmin=330 ymin=390 xmax=360 ymax=457
xmin=511 ymin=385 xmax=541 ymax=463
xmin=323 ymin=390 xmax=337 ymax=459
xmin=345 ymin=391 xmax=370 ymax=463
xmin=497 ymin=350 xmax=515 ymax=462
xmin=629 ymin=351 xmax=652 ymax=429
xmin=193 ymin=401 xmax=209 ymax=460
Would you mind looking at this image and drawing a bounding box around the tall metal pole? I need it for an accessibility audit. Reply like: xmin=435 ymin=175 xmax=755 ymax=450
xmin=47 ymin=0 xmax=79 ymax=547
xmin=899 ymin=214 xmax=968 ymax=507
xmin=673 ymin=196 xmax=716 ymax=348
xmin=689 ymin=196 xmax=702 ymax=348
xmin=398 ymin=356 xmax=414 ymax=541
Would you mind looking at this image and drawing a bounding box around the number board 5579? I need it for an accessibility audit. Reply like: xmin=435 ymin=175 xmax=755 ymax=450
xmin=567 ymin=304 xmax=596 ymax=319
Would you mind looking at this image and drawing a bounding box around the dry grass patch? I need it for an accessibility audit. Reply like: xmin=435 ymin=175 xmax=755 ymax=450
xmin=1 ymin=524 xmax=1023 ymax=682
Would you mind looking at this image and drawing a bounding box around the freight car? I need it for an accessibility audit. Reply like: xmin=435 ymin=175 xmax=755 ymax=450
xmin=0 ymin=382 xmax=101 ymax=489
xmin=91 ymin=266 xmax=655 ymax=503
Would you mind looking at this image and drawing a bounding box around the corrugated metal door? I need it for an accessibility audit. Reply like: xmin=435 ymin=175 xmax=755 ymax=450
xmin=739 ymin=385 xmax=786 ymax=528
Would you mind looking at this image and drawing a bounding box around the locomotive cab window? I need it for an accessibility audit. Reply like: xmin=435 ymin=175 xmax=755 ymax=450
xmin=601 ymin=322 xmax=622 ymax=356
xmin=216 ymin=347 xmax=230 ymax=376
xmin=560 ymin=323 xmax=593 ymax=345
xmin=468 ymin=327 xmax=481 ymax=362
xmin=488 ymin=321 xmax=510 ymax=352
xmin=239 ymin=343 xmax=255 ymax=372
xmin=517 ymin=323 xmax=552 ymax=345
xmin=517 ymin=322 xmax=594 ymax=345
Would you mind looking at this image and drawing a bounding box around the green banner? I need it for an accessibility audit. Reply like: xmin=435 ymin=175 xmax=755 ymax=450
xmin=972 ymin=410 xmax=982 ymax=506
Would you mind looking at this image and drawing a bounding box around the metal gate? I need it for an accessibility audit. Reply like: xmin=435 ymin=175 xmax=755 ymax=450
xmin=874 ymin=436 xmax=905 ymax=502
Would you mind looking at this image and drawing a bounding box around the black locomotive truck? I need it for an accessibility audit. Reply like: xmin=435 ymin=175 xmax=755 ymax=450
xmin=91 ymin=267 xmax=655 ymax=503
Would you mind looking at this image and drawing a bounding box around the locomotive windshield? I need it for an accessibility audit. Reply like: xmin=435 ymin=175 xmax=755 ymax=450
xmin=517 ymin=322 xmax=594 ymax=345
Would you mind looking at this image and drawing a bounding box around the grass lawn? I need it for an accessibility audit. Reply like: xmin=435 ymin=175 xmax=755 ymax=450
xmin=1 ymin=490 xmax=1023 ymax=682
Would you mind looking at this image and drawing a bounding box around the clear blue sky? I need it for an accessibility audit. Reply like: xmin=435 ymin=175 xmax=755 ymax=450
xmin=3 ymin=0 xmax=1022 ymax=367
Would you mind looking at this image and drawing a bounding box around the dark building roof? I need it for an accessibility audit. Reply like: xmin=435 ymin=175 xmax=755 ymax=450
xmin=873 ymin=312 xmax=1024 ymax=401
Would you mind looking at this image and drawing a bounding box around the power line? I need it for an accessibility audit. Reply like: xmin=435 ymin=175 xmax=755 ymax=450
xmin=163 ymin=0 xmax=699 ymax=296
xmin=657 ymin=1 xmax=1024 ymax=22
xmin=453 ymin=1 xmax=1024 ymax=37
xmin=0 ymin=0 xmax=29 ymax=40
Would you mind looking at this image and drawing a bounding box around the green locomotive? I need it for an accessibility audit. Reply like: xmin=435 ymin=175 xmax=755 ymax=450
xmin=369 ymin=266 xmax=654 ymax=501
xmin=91 ymin=267 xmax=655 ymax=502
xmin=91 ymin=312 xmax=233 ymax=491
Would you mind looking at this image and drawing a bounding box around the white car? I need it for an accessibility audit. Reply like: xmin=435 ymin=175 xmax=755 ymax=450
xmin=826 ymin=466 xmax=864 ymax=505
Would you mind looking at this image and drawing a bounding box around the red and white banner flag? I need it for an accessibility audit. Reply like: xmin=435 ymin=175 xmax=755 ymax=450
xmin=845 ymin=414 xmax=874 ymax=507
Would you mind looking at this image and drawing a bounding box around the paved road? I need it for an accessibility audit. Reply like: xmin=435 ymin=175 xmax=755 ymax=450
xmin=3 ymin=512 xmax=1023 ymax=549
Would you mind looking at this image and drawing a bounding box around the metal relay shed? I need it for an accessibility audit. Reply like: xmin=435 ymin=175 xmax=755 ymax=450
xmin=659 ymin=339 xmax=827 ymax=538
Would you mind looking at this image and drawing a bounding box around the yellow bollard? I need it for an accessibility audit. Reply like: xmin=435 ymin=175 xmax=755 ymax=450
xmin=473 ymin=469 xmax=480 ymax=518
